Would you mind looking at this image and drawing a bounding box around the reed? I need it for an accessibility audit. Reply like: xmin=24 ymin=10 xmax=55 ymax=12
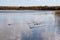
xmin=0 ymin=6 xmax=60 ymax=10
xmin=55 ymin=10 xmax=60 ymax=16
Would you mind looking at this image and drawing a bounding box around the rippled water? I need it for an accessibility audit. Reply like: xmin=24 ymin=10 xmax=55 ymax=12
xmin=0 ymin=10 xmax=59 ymax=40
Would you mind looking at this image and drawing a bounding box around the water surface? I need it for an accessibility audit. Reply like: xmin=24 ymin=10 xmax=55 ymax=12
xmin=0 ymin=10 xmax=59 ymax=40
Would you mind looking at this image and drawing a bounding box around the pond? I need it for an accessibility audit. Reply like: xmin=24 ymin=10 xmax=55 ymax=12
xmin=0 ymin=10 xmax=59 ymax=40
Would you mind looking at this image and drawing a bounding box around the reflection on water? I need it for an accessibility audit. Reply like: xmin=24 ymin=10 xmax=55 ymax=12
xmin=0 ymin=10 xmax=60 ymax=40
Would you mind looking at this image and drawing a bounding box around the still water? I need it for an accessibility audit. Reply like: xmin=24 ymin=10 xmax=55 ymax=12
xmin=0 ymin=10 xmax=59 ymax=40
